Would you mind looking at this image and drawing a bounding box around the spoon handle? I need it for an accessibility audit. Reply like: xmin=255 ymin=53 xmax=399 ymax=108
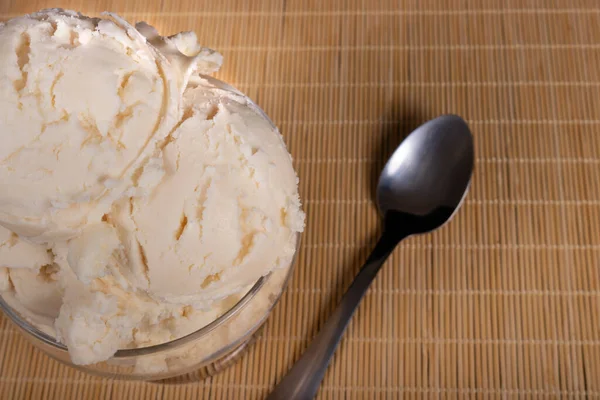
xmin=267 ymin=230 xmax=406 ymax=400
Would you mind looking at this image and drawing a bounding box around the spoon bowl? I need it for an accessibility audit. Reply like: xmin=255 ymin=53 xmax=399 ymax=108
xmin=378 ymin=115 xmax=474 ymax=235
xmin=377 ymin=115 xmax=474 ymax=217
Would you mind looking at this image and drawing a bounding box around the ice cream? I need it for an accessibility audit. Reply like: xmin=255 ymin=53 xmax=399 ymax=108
xmin=0 ymin=225 xmax=61 ymax=332
xmin=0 ymin=9 xmax=304 ymax=366
xmin=0 ymin=9 xmax=220 ymax=241
xmin=108 ymin=77 xmax=304 ymax=307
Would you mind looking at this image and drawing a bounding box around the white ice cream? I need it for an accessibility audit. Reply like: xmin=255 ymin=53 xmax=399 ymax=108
xmin=0 ymin=9 xmax=221 ymax=242
xmin=109 ymin=78 xmax=303 ymax=307
xmin=0 ymin=10 xmax=304 ymax=366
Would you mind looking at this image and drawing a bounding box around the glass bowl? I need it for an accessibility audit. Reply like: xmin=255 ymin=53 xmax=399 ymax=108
xmin=0 ymin=249 xmax=297 ymax=380
xmin=0 ymin=77 xmax=301 ymax=381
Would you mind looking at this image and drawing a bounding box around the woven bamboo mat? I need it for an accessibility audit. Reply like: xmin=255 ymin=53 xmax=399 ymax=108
xmin=2 ymin=0 xmax=600 ymax=398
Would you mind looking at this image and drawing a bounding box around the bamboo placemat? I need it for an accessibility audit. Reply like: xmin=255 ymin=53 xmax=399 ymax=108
xmin=2 ymin=0 xmax=600 ymax=398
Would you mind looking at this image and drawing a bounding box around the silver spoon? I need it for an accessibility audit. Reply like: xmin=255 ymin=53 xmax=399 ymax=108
xmin=267 ymin=115 xmax=474 ymax=400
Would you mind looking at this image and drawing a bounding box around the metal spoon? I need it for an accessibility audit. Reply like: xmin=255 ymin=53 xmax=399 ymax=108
xmin=267 ymin=115 xmax=474 ymax=400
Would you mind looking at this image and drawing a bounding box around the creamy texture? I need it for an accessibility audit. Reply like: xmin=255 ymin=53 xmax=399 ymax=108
xmin=0 ymin=10 xmax=304 ymax=366
xmin=0 ymin=225 xmax=63 ymax=332
xmin=52 ymin=261 xmax=243 ymax=364
xmin=0 ymin=223 xmax=51 ymax=269
xmin=0 ymin=10 xmax=221 ymax=241
xmin=110 ymin=79 xmax=303 ymax=307
xmin=0 ymin=10 xmax=173 ymax=240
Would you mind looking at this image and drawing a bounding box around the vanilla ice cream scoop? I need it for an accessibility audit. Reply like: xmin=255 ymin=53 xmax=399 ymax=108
xmin=0 ymin=10 xmax=219 ymax=242
xmin=110 ymin=78 xmax=304 ymax=307
xmin=0 ymin=10 xmax=304 ymax=367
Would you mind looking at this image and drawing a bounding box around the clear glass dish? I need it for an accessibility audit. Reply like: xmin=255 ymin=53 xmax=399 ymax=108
xmin=0 ymin=77 xmax=300 ymax=381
